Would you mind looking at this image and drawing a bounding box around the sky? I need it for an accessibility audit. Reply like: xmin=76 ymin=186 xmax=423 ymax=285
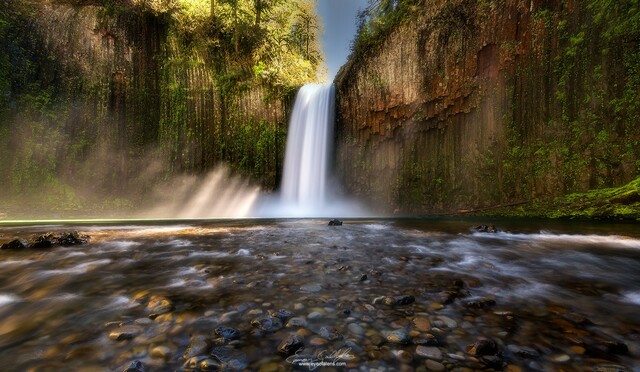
xmin=316 ymin=0 xmax=369 ymax=80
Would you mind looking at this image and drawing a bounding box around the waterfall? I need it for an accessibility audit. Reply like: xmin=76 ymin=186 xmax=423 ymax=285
xmin=280 ymin=84 xmax=335 ymax=214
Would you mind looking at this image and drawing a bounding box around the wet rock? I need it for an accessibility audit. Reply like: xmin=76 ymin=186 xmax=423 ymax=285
xmin=348 ymin=323 xmax=365 ymax=336
xmin=286 ymin=317 xmax=307 ymax=328
xmin=301 ymin=283 xmax=322 ymax=292
xmin=214 ymin=326 xmax=241 ymax=341
xmin=481 ymin=355 xmax=506 ymax=369
xmin=506 ymin=345 xmax=540 ymax=359
xmin=358 ymin=274 xmax=368 ymax=281
xmin=0 ymin=239 xmax=27 ymax=250
xmin=57 ymin=231 xmax=89 ymax=246
xmin=414 ymin=335 xmax=440 ymax=346
xmin=309 ymin=337 xmax=327 ymax=346
xmin=392 ymin=349 xmax=413 ymax=363
xmin=270 ymin=309 xmax=293 ymax=322
xmin=386 ymin=329 xmax=410 ymax=344
xmin=109 ymin=326 xmax=142 ymax=341
xmin=416 ymin=346 xmax=442 ymax=360
xmin=604 ymin=341 xmax=629 ymax=354
xmin=383 ymin=295 xmax=415 ymax=306
xmin=251 ymin=316 xmax=283 ymax=332
xmin=424 ymin=359 xmax=445 ymax=371
xmin=183 ymin=335 xmax=211 ymax=359
xmin=147 ymin=295 xmax=174 ymax=319
xmin=122 ymin=360 xmax=145 ymax=372
xmin=467 ymin=339 xmax=500 ymax=356
xmin=473 ymin=225 xmax=498 ymax=233
xmin=436 ymin=291 xmax=457 ymax=304
xmin=412 ymin=318 xmax=431 ymax=332
xmin=550 ymin=354 xmax=570 ymax=363
xmin=328 ymin=219 xmax=343 ymax=226
xmin=592 ymin=364 xmax=631 ymax=372
xmin=184 ymin=356 xmax=208 ymax=370
xmin=318 ymin=326 xmax=342 ymax=340
xmin=150 ymin=346 xmax=172 ymax=360
xmin=463 ymin=297 xmax=496 ymax=309
xmin=199 ymin=358 xmax=225 ymax=371
xmin=210 ymin=346 xmax=248 ymax=370
xmin=278 ymin=334 xmax=304 ymax=356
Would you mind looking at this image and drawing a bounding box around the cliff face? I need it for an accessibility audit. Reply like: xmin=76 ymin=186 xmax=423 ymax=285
xmin=0 ymin=0 xmax=290 ymax=212
xmin=335 ymin=0 xmax=640 ymax=214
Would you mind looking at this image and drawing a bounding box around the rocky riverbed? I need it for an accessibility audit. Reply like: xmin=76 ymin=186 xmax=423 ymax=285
xmin=0 ymin=219 xmax=639 ymax=371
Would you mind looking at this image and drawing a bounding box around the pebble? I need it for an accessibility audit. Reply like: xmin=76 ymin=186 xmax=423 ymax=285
xmin=569 ymin=345 xmax=585 ymax=354
xmin=386 ymin=329 xmax=410 ymax=344
xmin=301 ymin=283 xmax=322 ymax=292
xmin=294 ymin=303 xmax=304 ymax=310
xmin=348 ymin=323 xmax=365 ymax=336
xmin=150 ymin=346 xmax=171 ymax=360
xmin=551 ymin=354 xmax=570 ymax=363
xmin=309 ymin=337 xmax=327 ymax=346
xmin=109 ymin=326 xmax=142 ymax=341
xmin=415 ymin=346 xmax=442 ymax=360
xmin=307 ymin=312 xmax=323 ymax=319
xmin=425 ymin=359 xmax=446 ymax=371
xmin=434 ymin=316 xmax=457 ymax=328
xmin=413 ymin=318 xmax=430 ymax=332
xmin=183 ymin=335 xmax=210 ymax=359
xmin=277 ymin=334 xmax=304 ymax=356
xmin=392 ymin=349 xmax=413 ymax=363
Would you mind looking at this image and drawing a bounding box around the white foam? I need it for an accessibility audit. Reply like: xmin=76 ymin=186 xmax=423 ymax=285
xmin=622 ymin=291 xmax=640 ymax=305
xmin=0 ymin=294 xmax=20 ymax=307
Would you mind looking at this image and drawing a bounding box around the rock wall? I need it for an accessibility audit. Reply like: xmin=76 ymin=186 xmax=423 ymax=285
xmin=335 ymin=0 xmax=640 ymax=214
xmin=0 ymin=0 xmax=288 ymax=204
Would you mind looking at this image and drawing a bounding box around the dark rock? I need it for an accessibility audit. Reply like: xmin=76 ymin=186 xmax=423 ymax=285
xmin=210 ymin=346 xmax=248 ymax=369
xmin=251 ymin=316 xmax=283 ymax=332
xmin=270 ymin=309 xmax=293 ymax=322
xmin=109 ymin=326 xmax=142 ymax=341
xmin=31 ymin=234 xmax=55 ymax=248
xmin=359 ymin=274 xmax=368 ymax=281
xmin=122 ymin=360 xmax=145 ymax=372
xmin=463 ymin=297 xmax=496 ymax=309
xmin=214 ymin=326 xmax=241 ymax=341
xmin=383 ymin=295 xmax=415 ymax=306
xmin=183 ymin=335 xmax=211 ymax=359
xmin=318 ymin=326 xmax=342 ymax=341
xmin=473 ymin=225 xmax=498 ymax=233
xmin=467 ymin=339 xmax=500 ymax=356
xmin=57 ymin=231 xmax=89 ymax=246
xmin=414 ymin=335 xmax=440 ymax=346
xmin=480 ymin=355 xmax=505 ymax=369
xmin=328 ymin=219 xmax=343 ymax=226
xmin=605 ymin=341 xmax=629 ymax=354
xmin=0 ymin=239 xmax=28 ymax=250
xmin=199 ymin=358 xmax=224 ymax=371
xmin=147 ymin=295 xmax=174 ymax=319
xmin=278 ymin=334 xmax=304 ymax=356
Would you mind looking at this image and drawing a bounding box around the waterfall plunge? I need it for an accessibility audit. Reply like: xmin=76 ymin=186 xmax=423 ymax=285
xmin=281 ymin=84 xmax=334 ymax=211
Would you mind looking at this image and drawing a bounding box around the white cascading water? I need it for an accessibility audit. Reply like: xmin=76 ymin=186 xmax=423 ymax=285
xmin=278 ymin=84 xmax=335 ymax=215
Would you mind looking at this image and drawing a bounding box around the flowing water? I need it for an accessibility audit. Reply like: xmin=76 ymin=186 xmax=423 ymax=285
xmin=0 ymin=218 xmax=639 ymax=371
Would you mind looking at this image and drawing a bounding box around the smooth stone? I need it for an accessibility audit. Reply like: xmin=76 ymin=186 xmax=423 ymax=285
xmin=294 ymin=303 xmax=304 ymax=311
xmin=277 ymin=334 xmax=304 ymax=356
xmin=384 ymin=295 xmax=415 ymax=306
xmin=415 ymin=346 xmax=442 ymax=361
xmin=183 ymin=335 xmax=210 ymax=359
xmin=214 ymin=326 xmax=241 ymax=341
xmin=551 ymin=354 xmax=570 ymax=363
xmin=434 ymin=316 xmax=457 ymax=328
xmin=348 ymin=323 xmax=365 ymax=336
xmin=309 ymin=337 xmax=328 ymax=346
xmin=109 ymin=326 xmax=142 ymax=341
xmin=318 ymin=326 xmax=342 ymax=340
xmin=147 ymin=295 xmax=173 ymax=318
xmin=386 ymin=329 xmax=410 ymax=344
xmin=392 ymin=350 xmax=413 ymax=363
xmin=301 ymin=283 xmax=322 ymax=292
xmin=507 ymin=345 xmax=540 ymax=359
xmin=307 ymin=312 xmax=323 ymax=319
xmin=150 ymin=346 xmax=171 ymax=359
xmin=286 ymin=317 xmax=307 ymax=328
xmin=425 ymin=360 xmax=445 ymax=371
xmin=199 ymin=358 xmax=224 ymax=371
xmin=569 ymin=345 xmax=586 ymax=354
xmin=413 ymin=318 xmax=431 ymax=332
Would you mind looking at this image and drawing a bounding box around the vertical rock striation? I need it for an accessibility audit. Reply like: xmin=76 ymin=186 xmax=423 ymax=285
xmin=335 ymin=0 xmax=640 ymax=214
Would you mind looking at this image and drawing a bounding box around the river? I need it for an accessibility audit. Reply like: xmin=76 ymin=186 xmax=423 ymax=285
xmin=0 ymin=218 xmax=639 ymax=371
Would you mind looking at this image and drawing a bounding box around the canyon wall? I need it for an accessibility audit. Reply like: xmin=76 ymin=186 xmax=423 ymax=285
xmin=0 ymin=0 xmax=292 ymax=213
xmin=335 ymin=0 xmax=640 ymax=214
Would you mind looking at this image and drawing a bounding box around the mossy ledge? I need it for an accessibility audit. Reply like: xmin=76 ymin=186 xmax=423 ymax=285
xmin=473 ymin=177 xmax=640 ymax=221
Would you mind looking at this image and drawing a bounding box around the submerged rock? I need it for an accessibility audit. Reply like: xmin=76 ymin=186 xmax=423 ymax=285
xmin=383 ymin=295 xmax=415 ymax=306
xmin=251 ymin=316 xmax=283 ymax=332
xmin=214 ymin=326 xmax=241 ymax=341
xmin=473 ymin=225 xmax=498 ymax=233
xmin=277 ymin=334 xmax=304 ymax=356
xmin=467 ymin=339 xmax=500 ymax=356
xmin=147 ymin=295 xmax=174 ymax=319
xmin=31 ymin=231 xmax=89 ymax=248
xmin=0 ymin=239 xmax=28 ymax=250
xmin=122 ymin=360 xmax=145 ymax=372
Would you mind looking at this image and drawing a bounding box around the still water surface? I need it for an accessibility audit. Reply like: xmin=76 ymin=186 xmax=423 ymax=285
xmin=0 ymin=218 xmax=639 ymax=371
